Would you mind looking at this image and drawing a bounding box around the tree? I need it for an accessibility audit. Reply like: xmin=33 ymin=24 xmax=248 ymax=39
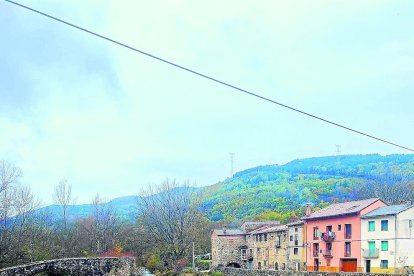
xmin=137 ymin=179 xmax=210 ymax=271
xmin=53 ymin=179 xmax=75 ymax=228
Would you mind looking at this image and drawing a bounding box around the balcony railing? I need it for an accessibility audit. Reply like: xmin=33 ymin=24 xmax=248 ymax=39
xmin=345 ymin=233 xmax=352 ymax=239
xmin=321 ymin=232 xmax=336 ymax=242
xmin=322 ymin=250 xmax=333 ymax=258
xmin=362 ymin=248 xmax=379 ymax=258
xmin=313 ymin=251 xmax=319 ymax=257
xmin=344 ymin=250 xmax=352 ymax=257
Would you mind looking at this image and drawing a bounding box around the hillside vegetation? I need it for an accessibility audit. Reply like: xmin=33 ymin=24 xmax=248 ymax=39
xmin=200 ymin=154 xmax=414 ymax=221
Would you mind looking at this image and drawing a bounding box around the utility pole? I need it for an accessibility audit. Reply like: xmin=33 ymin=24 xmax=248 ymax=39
xmin=229 ymin=153 xmax=235 ymax=177
xmin=192 ymin=242 xmax=195 ymax=271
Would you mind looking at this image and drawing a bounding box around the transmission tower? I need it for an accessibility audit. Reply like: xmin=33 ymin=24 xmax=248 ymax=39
xmin=229 ymin=153 xmax=235 ymax=177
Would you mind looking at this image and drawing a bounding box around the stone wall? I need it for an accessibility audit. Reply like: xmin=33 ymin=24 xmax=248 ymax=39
xmin=215 ymin=267 xmax=407 ymax=276
xmin=0 ymin=257 xmax=135 ymax=276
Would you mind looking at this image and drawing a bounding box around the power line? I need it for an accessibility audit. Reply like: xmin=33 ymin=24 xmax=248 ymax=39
xmin=4 ymin=0 xmax=414 ymax=152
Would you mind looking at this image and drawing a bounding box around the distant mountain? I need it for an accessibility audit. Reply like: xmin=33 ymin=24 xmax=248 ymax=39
xmin=33 ymin=186 xmax=200 ymax=224
xmin=200 ymin=154 xmax=414 ymax=221
xmin=36 ymin=195 xmax=140 ymax=223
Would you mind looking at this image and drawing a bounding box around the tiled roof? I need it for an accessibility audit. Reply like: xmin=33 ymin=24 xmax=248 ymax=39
xmin=286 ymin=220 xmax=304 ymax=226
xmin=249 ymin=225 xmax=287 ymax=234
xmin=362 ymin=204 xmax=413 ymax=218
xmin=213 ymin=229 xmax=245 ymax=236
xmin=303 ymin=198 xmax=381 ymax=220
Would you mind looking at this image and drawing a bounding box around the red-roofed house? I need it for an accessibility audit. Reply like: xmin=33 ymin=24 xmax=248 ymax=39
xmin=303 ymin=198 xmax=386 ymax=272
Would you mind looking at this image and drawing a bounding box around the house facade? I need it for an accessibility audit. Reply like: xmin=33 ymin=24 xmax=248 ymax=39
xmin=287 ymin=220 xmax=306 ymax=271
xmin=361 ymin=204 xmax=414 ymax=274
xmin=211 ymin=228 xmax=247 ymax=268
xmin=246 ymin=225 xmax=288 ymax=270
xmin=211 ymin=222 xmax=281 ymax=269
xmin=303 ymin=198 xmax=386 ymax=272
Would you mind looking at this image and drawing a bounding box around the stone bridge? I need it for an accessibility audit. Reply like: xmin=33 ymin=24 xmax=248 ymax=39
xmin=0 ymin=257 xmax=135 ymax=276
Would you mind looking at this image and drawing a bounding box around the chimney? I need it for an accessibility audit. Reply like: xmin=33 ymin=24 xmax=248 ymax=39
xmin=305 ymin=203 xmax=312 ymax=217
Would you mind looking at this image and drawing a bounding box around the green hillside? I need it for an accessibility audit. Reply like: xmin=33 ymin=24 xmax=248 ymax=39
xmin=200 ymin=154 xmax=414 ymax=222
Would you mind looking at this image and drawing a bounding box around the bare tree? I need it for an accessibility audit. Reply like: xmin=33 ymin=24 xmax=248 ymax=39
xmin=137 ymin=179 xmax=209 ymax=271
xmin=53 ymin=179 xmax=75 ymax=227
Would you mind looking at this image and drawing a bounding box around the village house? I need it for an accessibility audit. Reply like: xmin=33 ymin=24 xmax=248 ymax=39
xmin=246 ymin=225 xmax=288 ymax=270
xmin=211 ymin=221 xmax=280 ymax=269
xmin=211 ymin=228 xmax=247 ymax=268
xmin=303 ymin=198 xmax=386 ymax=272
xmin=287 ymin=220 xmax=306 ymax=271
xmin=361 ymin=203 xmax=414 ymax=274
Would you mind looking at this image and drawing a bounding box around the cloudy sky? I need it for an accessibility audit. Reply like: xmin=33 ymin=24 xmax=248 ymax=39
xmin=1 ymin=0 xmax=413 ymax=204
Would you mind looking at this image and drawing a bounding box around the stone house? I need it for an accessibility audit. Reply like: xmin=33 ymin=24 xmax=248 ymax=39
xmin=211 ymin=228 xmax=247 ymax=268
xmin=211 ymin=222 xmax=282 ymax=269
xmin=287 ymin=220 xmax=306 ymax=271
xmin=361 ymin=203 xmax=414 ymax=274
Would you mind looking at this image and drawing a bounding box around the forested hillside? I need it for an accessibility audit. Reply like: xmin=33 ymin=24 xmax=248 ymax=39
xmin=200 ymin=154 xmax=414 ymax=222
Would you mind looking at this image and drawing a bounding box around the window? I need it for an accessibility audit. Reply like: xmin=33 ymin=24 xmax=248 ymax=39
xmin=290 ymin=235 xmax=293 ymax=241
xmin=381 ymin=220 xmax=388 ymax=231
xmin=345 ymin=242 xmax=351 ymax=257
xmin=380 ymin=260 xmax=388 ymax=269
xmin=313 ymin=227 xmax=319 ymax=240
xmin=381 ymin=241 xmax=388 ymax=251
xmin=294 ymin=234 xmax=298 ymax=245
xmin=264 ymin=233 xmax=267 ymax=241
xmin=295 ymin=227 xmax=298 ymax=232
xmin=241 ymin=249 xmax=247 ymax=260
xmin=264 ymin=260 xmax=267 ymax=267
xmin=282 ymin=263 xmax=285 ymax=270
xmin=345 ymin=224 xmax=352 ymax=239
xmin=338 ymin=224 xmax=342 ymax=231
xmin=410 ymin=220 xmax=413 ymax=229
xmin=313 ymin=243 xmax=319 ymax=257
xmin=294 ymin=248 xmax=298 ymax=255
xmin=249 ymin=249 xmax=253 ymax=255
xmin=368 ymin=221 xmax=375 ymax=232
xmin=326 ymin=225 xmax=332 ymax=232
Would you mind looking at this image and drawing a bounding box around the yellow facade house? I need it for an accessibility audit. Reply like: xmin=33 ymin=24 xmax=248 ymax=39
xmin=246 ymin=225 xmax=288 ymax=270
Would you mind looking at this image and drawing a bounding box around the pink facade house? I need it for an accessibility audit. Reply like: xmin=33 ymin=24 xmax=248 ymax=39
xmin=303 ymin=198 xmax=386 ymax=272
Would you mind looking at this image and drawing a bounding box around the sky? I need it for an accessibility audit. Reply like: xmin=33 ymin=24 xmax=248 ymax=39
xmin=1 ymin=0 xmax=414 ymax=204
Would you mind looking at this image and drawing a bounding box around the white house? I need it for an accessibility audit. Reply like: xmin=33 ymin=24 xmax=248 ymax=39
xmin=361 ymin=203 xmax=414 ymax=274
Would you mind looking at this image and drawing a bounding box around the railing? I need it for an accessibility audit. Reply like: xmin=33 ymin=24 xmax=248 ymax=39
xmin=362 ymin=248 xmax=379 ymax=258
xmin=344 ymin=250 xmax=352 ymax=257
xmin=321 ymin=232 xmax=335 ymax=242
xmin=322 ymin=250 xmax=333 ymax=258
xmin=313 ymin=251 xmax=319 ymax=257
xmin=345 ymin=232 xmax=352 ymax=239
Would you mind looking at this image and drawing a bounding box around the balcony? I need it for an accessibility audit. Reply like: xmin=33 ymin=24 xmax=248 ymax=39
xmin=362 ymin=248 xmax=379 ymax=258
xmin=322 ymin=250 xmax=333 ymax=258
xmin=321 ymin=232 xmax=336 ymax=242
